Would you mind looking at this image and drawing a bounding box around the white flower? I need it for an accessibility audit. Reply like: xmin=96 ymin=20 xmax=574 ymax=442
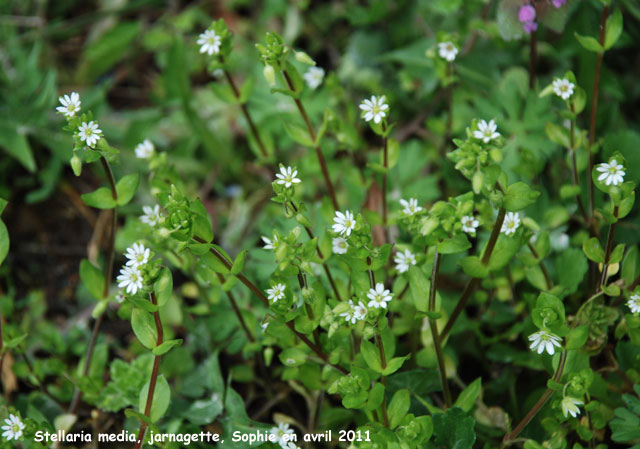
xmin=115 ymin=291 xmax=125 ymax=304
xmin=394 ymin=249 xmax=417 ymax=273
xmin=135 ymin=139 xmax=155 ymax=159
xmin=561 ymin=396 xmax=584 ymax=418
xmin=332 ymin=210 xmax=356 ymax=237
xmin=2 ymin=414 xmax=25 ymax=441
xmin=78 ymin=121 xmax=102 ymax=147
xmin=528 ymin=330 xmax=562 ymax=355
xmin=262 ymin=235 xmax=278 ymax=250
xmin=367 ymin=282 xmax=393 ymax=309
xmin=117 ymin=265 xmax=144 ymax=295
xmin=552 ymin=78 xmax=575 ymax=100
xmin=332 ymin=237 xmax=348 ymax=255
xmin=400 ymin=198 xmax=422 ymax=216
xmin=339 ymin=300 xmax=355 ymax=324
xmin=261 ymin=321 xmax=269 ymax=332
xmin=596 ymin=159 xmax=625 ymax=186
xmin=286 ymin=443 xmax=301 ymax=449
xmin=303 ymin=67 xmax=325 ymax=90
xmin=627 ymin=294 xmax=640 ymax=314
xmin=140 ymin=205 xmax=163 ymax=227
xmin=57 ymin=92 xmax=81 ymax=117
xmin=359 ymin=95 xmax=389 ymax=124
xmin=438 ymin=41 xmax=458 ymax=62
xmin=461 ymin=215 xmax=480 ymax=234
xmin=125 ymin=243 xmax=150 ymax=267
xmin=353 ymin=301 xmax=368 ymax=321
xmin=266 ymin=283 xmax=286 ymax=303
xmin=501 ymin=212 xmax=520 ymax=236
xmin=275 ymin=166 xmax=301 ymax=188
xmin=270 ymin=422 xmax=294 ymax=447
xmin=473 ymin=119 xmax=500 ymax=143
xmin=197 ymin=29 xmax=221 ymax=55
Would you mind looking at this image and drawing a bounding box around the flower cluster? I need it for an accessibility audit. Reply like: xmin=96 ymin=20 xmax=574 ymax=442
xmin=117 ymin=242 xmax=152 ymax=296
xmin=339 ymin=299 xmax=368 ymax=324
xmin=518 ymin=4 xmax=537 ymax=34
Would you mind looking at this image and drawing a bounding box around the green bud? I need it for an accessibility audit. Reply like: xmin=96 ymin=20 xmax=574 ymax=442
xmin=263 ymin=64 xmax=276 ymax=86
xmin=295 ymin=51 xmax=315 ymax=65
xmin=70 ymin=154 xmax=82 ymax=176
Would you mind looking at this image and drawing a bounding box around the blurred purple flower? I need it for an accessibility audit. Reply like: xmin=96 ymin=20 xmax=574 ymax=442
xmin=518 ymin=4 xmax=538 ymax=34
xmin=552 ymin=0 xmax=566 ymax=7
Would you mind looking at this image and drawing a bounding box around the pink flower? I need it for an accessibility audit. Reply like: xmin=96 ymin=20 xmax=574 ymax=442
xmin=523 ymin=21 xmax=538 ymax=33
xmin=552 ymin=0 xmax=566 ymax=7
xmin=518 ymin=4 xmax=536 ymax=22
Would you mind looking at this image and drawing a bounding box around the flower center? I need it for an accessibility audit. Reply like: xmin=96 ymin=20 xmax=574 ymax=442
xmin=608 ymin=167 xmax=617 ymax=174
xmin=508 ymin=221 xmax=515 ymax=228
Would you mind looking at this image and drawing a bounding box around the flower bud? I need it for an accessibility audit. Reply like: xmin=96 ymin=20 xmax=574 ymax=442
xmin=263 ymin=64 xmax=276 ymax=86
xmin=295 ymin=51 xmax=315 ymax=66
xmin=70 ymin=154 xmax=82 ymax=176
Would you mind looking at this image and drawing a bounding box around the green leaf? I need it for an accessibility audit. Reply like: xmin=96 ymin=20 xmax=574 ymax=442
xmin=80 ymin=22 xmax=141 ymax=81
xmin=565 ymin=325 xmax=588 ymax=350
xmin=0 ymin=122 xmax=36 ymax=172
xmin=504 ymin=182 xmax=541 ymax=212
xmin=437 ymin=233 xmax=471 ymax=254
xmin=583 ymin=237 xmax=605 ymax=263
xmin=191 ymin=199 xmax=214 ymax=243
xmin=231 ymin=250 xmax=247 ymax=276
xmin=366 ymin=382 xmax=385 ymax=411
xmin=138 ymin=374 xmax=170 ymax=423
xmin=154 ymin=268 xmax=173 ymax=307
xmin=454 ymin=378 xmax=482 ymax=412
xmin=531 ymin=292 xmax=566 ymax=334
xmin=546 ymin=122 xmax=571 ymax=149
xmin=388 ymin=389 xmax=410 ymax=429
xmin=0 ymin=220 xmax=8 ymax=267
xmin=432 ymin=407 xmax=476 ymax=449
xmin=610 ymin=244 xmax=626 ymax=265
xmin=152 ymin=339 xmax=183 ymax=356
xmin=604 ymin=9 xmax=623 ymax=50
xmin=360 ymin=339 xmax=382 ymax=373
xmin=131 ymin=309 xmax=158 ymax=349
xmin=115 ymin=173 xmax=140 ymax=206
xmin=409 ymin=266 xmax=430 ymax=313
xmin=458 ymin=256 xmax=488 ymax=279
xmin=574 ymin=32 xmax=604 ymax=53
xmin=283 ymin=122 xmax=313 ymax=147
xmin=622 ymin=246 xmax=640 ymax=287
xmin=383 ymin=355 xmax=409 ymax=376
xmin=238 ymin=76 xmax=254 ymax=104
xmin=81 ymin=187 xmax=116 ymax=209
xmin=557 ymin=248 xmax=588 ymax=294
xmin=488 ymin=234 xmax=521 ymax=271
xmin=211 ymin=83 xmax=239 ymax=104
xmin=80 ymin=259 xmax=104 ymax=300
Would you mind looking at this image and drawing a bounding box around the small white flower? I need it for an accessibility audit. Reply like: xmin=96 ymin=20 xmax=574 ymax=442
xmin=394 ymin=249 xmax=417 ymax=273
xmin=473 ymin=119 xmax=500 ymax=143
xmin=339 ymin=300 xmax=356 ymax=324
xmin=57 ymin=92 xmax=81 ymax=117
xmin=359 ymin=95 xmax=389 ymax=124
xmin=261 ymin=321 xmax=269 ymax=332
xmin=596 ymin=159 xmax=625 ymax=186
xmin=332 ymin=210 xmax=356 ymax=237
xmin=125 ymin=243 xmax=150 ymax=268
xmin=353 ymin=301 xmax=368 ymax=321
xmin=461 ymin=215 xmax=480 ymax=234
xmin=275 ymin=166 xmax=301 ymax=188
xmin=367 ymin=282 xmax=393 ymax=309
xmin=303 ymin=66 xmax=325 ymax=90
xmin=400 ymin=198 xmax=422 ymax=216
xmin=528 ymin=330 xmax=562 ymax=355
xmin=561 ymin=396 xmax=584 ymax=418
xmin=2 ymin=414 xmax=25 ymax=441
xmin=438 ymin=41 xmax=458 ymax=62
xmin=115 ymin=291 xmax=125 ymax=304
xmin=552 ymin=78 xmax=575 ymax=100
xmin=627 ymin=294 xmax=640 ymax=314
xmin=286 ymin=443 xmax=301 ymax=449
xmin=140 ymin=205 xmax=163 ymax=227
xmin=117 ymin=265 xmax=144 ymax=295
xmin=332 ymin=237 xmax=348 ymax=255
xmin=266 ymin=283 xmax=286 ymax=303
xmin=501 ymin=212 xmax=520 ymax=236
xmin=135 ymin=139 xmax=155 ymax=159
xmin=78 ymin=121 xmax=102 ymax=147
xmin=270 ymin=422 xmax=294 ymax=447
xmin=262 ymin=235 xmax=278 ymax=250
xmin=197 ymin=29 xmax=221 ymax=55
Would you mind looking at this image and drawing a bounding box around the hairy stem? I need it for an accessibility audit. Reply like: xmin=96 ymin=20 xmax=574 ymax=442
xmin=282 ymin=69 xmax=339 ymax=210
xmin=134 ymin=292 xmax=164 ymax=449
xmin=529 ymin=28 xmax=537 ymax=90
xmin=428 ymin=250 xmax=452 ymax=407
xmin=527 ymin=242 xmax=552 ymax=291
xmin=220 ymin=56 xmax=268 ymax=158
xmin=216 ymin=272 xmax=254 ymax=342
xmin=588 ymin=5 xmax=609 ymax=217
xmin=441 ymin=207 xmax=506 ymax=339
xmin=599 ymin=206 xmax=619 ymax=289
xmin=503 ymin=350 xmax=567 ymax=444
xmin=381 ymin=123 xmax=389 ymax=233
xmin=199 ymin=239 xmax=347 ymax=374
xmin=289 ymin=200 xmax=342 ymax=301
xmin=375 ymin=333 xmax=390 ymax=427
xmin=69 ymin=156 xmax=118 ymax=414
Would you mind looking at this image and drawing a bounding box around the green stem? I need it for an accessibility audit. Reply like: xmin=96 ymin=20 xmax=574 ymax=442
xmin=527 ymin=242 xmax=552 ymax=290
xmin=428 ymin=249 xmax=452 ymax=407
xmin=441 ymin=207 xmax=506 ymax=339
xmin=375 ymin=333 xmax=390 ymax=427
xmin=381 ymin=123 xmax=389 ymax=232
xmin=282 ymin=69 xmax=339 ymax=210
xmin=134 ymin=292 xmax=164 ymax=449
xmin=599 ymin=206 xmax=619 ymax=290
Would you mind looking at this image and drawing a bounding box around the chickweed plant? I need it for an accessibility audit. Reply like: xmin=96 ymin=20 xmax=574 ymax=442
xmin=1 ymin=1 xmax=639 ymax=449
